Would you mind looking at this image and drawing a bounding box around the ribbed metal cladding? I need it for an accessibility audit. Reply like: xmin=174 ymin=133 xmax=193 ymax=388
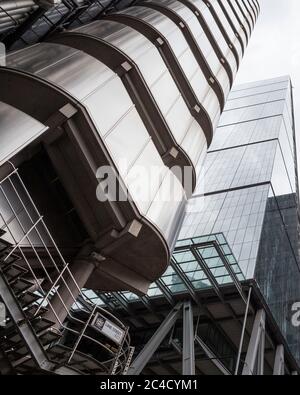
xmin=0 ymin=0 xmax=259 ymax=294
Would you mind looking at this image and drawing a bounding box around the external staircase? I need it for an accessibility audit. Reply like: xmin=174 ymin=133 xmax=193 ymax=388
xmin=0 ymin=165 xmax=132 ymax=375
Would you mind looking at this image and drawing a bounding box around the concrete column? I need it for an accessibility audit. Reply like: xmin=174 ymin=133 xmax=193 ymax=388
xmin=44 ymin=260 xmax=95 ymax=327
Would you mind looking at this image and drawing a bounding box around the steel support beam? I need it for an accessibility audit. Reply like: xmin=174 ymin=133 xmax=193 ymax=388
xmin=242 ymin=309 xmax=266 ymax=375
xmin=191 ymin=249 xmax=224 ymax=301
xmin=170 ymin=259 xmax=199 ymax=304
xmin=3 ymin=6 xmax=47 ymax=49
xmin=127 ymin=302 xmax=183 ymax=375
xmin=182 ymin=301 xmax=195 ymax=375
xmin=195 ymin=335 xmax=231 ymax=375
xmin=155 ymin=279 xmax=175 ymax=306
xmin=273 ymin=345 xmax=285 ymax=376
xmin=235 ymin=287 xmax=252 ymax=375
xmin=0 ymin=273 xmax=53 ymax=371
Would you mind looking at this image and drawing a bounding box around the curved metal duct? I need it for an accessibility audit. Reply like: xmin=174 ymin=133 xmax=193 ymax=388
xmin=1 ymin=41 xmax=187 ymax=295
xmin=52 ymin=18 xmax=209 ymax=187
xmin=206 ymin=0 xmax=245 ymax=57
xmin=105 ymin=5 xmax=222 ymax=130
xmin=0 ymin=0 xmax=258 ymax=297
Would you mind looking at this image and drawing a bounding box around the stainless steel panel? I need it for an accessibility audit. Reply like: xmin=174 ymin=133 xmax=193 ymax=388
xmin=209 ymin=0 xmax=244 ymax=57
xmin=221 ymin=0 xmax=248 ymax=46
xmin=73 ymin=19 xmax=209 ymax=170
xmin=0 ymin=101 xmax=48 ymax=166
xmin=5 ymin=42 xmax=187 ymax=251
xmin=146 ymin=0 xmax=231 ymax=96
xmin=189 ymin=0 xmax=238 ymax=74
xmin=105 ymin=9 xmax=221 ymax=129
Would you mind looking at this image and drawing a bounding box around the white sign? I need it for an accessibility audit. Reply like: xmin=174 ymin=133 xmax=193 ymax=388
xmin=92 ymin=313 xmax=125 ymax=345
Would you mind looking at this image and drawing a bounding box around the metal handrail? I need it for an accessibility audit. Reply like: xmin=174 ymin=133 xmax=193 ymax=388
xmin=0 ymin=164 xmax=131 ymax=374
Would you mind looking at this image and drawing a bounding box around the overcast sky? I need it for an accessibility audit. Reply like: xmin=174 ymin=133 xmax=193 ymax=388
xmin=235 ymin=0 xmax=300 ymax=134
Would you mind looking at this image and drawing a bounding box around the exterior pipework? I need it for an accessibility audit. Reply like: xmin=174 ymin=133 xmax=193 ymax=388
xmin=144 ymin=0 xmax=232 ymax=94
xmin=253 ymin=0 xmax=260 ymax=16
xmin=246 ymin=0 xmax=256 ymax=21
xmin=51 ymin=20 xmax=209 ymax=190
xmin=105 ymin=6 xmax=221 ymax=133
xmin=249 ymin=0 xmax=258 ymax=19
xmin=221 ymin=0 xmax=249 ymax=45
xmin=242 ymin=0 xmax=255 ymax=27
xmin=211 ymin=0 xmax=245 ymax=54
xmin=137 ymin=0 xmax=227 ymax=110
xmin=101 ymin=11 xmax=216 ymax=140
xmin=199 ymin=0 xmax=241 ymax=68
xmin=177 ymin=0 xmax=238 ymax=81
xmin=252 ymin=1 xmax=259 ymax=21
xmin=0 ymin=0 xmax=259 ymax=296
xmin=231 ymin=0 xmax=252 ymax=36
xmin=0 ymin=43 xmax=187 ymax=294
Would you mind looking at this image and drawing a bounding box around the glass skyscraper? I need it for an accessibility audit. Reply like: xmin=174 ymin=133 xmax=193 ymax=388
xmin=98 ymin=76 xmax=300 ymax=375
xmin=3 ymin=0 xmax=298 ymax=377
xmin=179 ymin=76 xmax=300 ymax=364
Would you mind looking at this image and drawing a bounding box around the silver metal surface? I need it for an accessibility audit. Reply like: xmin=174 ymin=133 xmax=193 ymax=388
xmin=142 ymin=0 xmax=231 ymax=97
xmin=5 ymin=42 xmax=187 ymax=247
xmin=116 ymin=5 xmax=221 ymax=132
xmin=72 ymin=18 xmax=209 ymax=176
xmin=1 ymin=40 xmax=189 ymax=294
xmin=208 ymin=0 xmax=244 ymax=57
xmin=186 ymin=0 xmax=238 ymax=74
xmin=0 ymin=101 xmax=48 ymax=167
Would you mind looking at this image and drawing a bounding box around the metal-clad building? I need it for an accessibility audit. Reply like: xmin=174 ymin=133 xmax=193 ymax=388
xmin=2 ymin=0 xmax=292 ymax=377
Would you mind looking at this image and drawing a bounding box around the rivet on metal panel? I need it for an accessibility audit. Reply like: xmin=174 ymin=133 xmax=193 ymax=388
xmin=59 ymin=103 xmax=78 ymax=119
xmin=121 ymin=61 xmax=133 ymax=72
xmin=169 ymin=147 xmax=179 ymax=159
xmin=127 ymin=220 xmax=143 ymax=238
xmin=156 ymin=37 xmax=164 ymax=46
xmin=194 ymin=105 xmax=201 ymax=113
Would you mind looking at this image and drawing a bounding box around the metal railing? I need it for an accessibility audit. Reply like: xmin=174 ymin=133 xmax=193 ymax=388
xmin=0 ymin=162 xmax=131 ymax=374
